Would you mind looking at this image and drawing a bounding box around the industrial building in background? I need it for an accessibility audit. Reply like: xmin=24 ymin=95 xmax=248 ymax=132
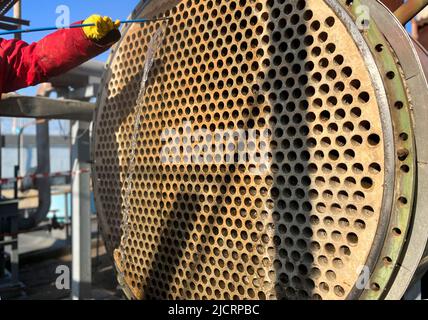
xmin=3 ymin=0 xmax=428 ymax=301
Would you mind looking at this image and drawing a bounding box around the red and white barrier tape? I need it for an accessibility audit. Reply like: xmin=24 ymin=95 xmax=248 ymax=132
xmin=0 ymin=168 xmax=90 ymax=185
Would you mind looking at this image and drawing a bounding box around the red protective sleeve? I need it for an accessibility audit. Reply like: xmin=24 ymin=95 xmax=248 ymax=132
xmin=0 ymin=21 xmax=118 ymax=93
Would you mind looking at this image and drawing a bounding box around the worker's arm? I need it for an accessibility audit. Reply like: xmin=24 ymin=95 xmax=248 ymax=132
xmin=0 ymin=15 xmax=120 ymax=93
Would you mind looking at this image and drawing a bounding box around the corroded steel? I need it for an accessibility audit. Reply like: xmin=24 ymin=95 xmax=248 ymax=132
xmin=93 ymin=0 xmax=423 ymax=300
xmin=394 ymin=0 xmax=428 ymax=25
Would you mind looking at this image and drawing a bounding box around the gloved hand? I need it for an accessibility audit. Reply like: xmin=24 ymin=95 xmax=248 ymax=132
xmin=83 ymin=14 xmax=120 ymax=40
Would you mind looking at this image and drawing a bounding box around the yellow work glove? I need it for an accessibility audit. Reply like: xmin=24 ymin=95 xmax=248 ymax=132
xmin=83 ymin=14 xmax=120 ymax=40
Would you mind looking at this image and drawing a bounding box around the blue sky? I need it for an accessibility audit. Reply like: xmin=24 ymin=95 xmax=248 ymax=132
xmin=4 ymin=0 xmax=137 ymax=95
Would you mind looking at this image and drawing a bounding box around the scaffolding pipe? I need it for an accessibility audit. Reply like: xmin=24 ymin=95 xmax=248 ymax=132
xmin=13 ymin=0 xmax=21 ymax=40
xmin=395 ymin=0 xmax=428 ymax=25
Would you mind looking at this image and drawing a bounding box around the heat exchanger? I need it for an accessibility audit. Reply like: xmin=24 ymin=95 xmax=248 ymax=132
xmin=92 ymin=0 xmax=428 ymax=300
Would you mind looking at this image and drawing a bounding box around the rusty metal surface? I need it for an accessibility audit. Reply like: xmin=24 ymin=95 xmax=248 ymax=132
xmin=394 ymin=0 xmax=428 ymax=25
xmin=92 ymin=0 xmax=409 ymax=300
xmin=380 ymin=0 xmax=404 ymax=11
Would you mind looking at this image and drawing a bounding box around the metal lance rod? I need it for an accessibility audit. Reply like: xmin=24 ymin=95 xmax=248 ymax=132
xmin=0 ymin=17 xmax=170 ymax=36
xmin=395 ymin=0 xmax=428 ymax=25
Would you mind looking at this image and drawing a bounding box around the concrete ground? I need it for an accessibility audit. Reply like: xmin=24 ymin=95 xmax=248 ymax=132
xmin=2 ymin=221 xmax=124 ymax=300
xmin=18 ymin=242 xmax=124 ymax=300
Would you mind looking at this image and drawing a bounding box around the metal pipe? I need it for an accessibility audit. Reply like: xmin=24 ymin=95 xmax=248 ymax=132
xmin=15 ymin=119 xmax=45 ymax=199
xmin=18 ymin=120 xmax=51 ymax=231
xmin=16 ymin=86 xmax=51 ymax=232
xmin=395 ymin=0 xmax=428 ymax=25
xmin=13 ymin=0 xmax=21 ymax=40
xmin=49 ymin=60 xmax=105 ymax=88
xmin=381 ymin=0 xmax=404 ymax=12
xmin=71 ymin=120 xmax=91 ymax=300
xmin=14 ymin=131 xmax=20 ymax=199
